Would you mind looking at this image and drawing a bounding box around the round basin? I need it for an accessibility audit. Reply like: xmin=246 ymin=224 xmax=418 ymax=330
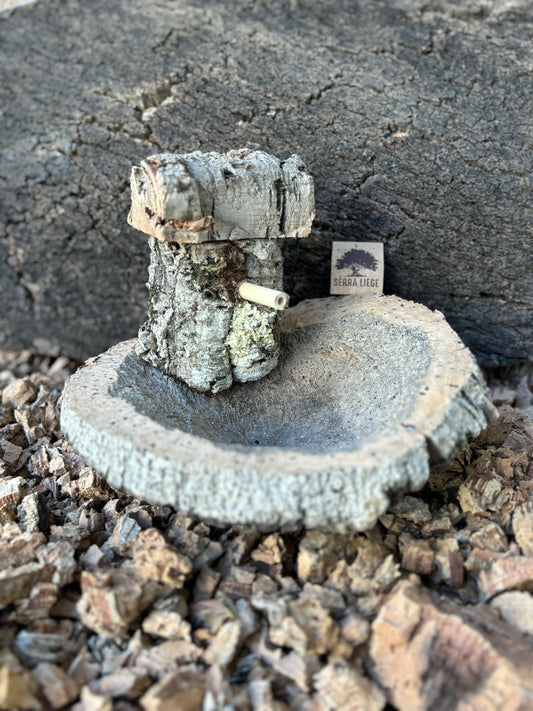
xmin=60 ymin=295 xmax=497 ymax=531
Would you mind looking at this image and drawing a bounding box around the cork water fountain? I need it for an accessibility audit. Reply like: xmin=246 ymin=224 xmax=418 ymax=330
xmin=61 ymin=149 xmax=497 ymax=531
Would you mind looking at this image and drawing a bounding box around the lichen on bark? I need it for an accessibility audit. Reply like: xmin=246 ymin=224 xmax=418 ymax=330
xmin=226 ymin=302 xmax=279 ymax=383
xmin=136 ymin=237 xmax=284 ymax=393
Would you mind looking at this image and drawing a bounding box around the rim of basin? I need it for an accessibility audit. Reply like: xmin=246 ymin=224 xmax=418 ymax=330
xmin=61 ymin=295 xmax=493 ymax=477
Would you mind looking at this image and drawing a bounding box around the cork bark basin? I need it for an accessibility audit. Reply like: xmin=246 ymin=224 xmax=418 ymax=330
xmin=60 ymin=296 xmax=497 ymax=532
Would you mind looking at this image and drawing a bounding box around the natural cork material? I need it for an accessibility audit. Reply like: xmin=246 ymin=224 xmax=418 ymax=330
xmin=61 ymin=295 xmax=498 ymax=532
xmin=130 ymin=149 xmax=315 ymax=392
xmin=136 ymin=238 xmax=284 ymax=392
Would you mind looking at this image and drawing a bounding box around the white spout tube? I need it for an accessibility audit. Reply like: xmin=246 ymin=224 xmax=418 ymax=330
xmin=238 ymin=282 xmax=290 ymax=310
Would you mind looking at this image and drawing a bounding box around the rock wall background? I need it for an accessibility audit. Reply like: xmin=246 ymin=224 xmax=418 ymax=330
xmin=1 ymin=0 xmax=532 ymax=364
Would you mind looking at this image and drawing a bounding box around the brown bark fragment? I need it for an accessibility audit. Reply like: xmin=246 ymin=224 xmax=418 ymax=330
xmin=78 ymin=507 xmax=105 ymax=534
xmin=14 ymin=406 xmax=47 ymax=445
xmin=234 ymin=598 xmax=259 ymax=640
xmin=297 ymin=532 xmax=350 ymax=585
xmin=401 ymin=539 xmax=435 ymax=576
xmin=142 ymin=610 xmax=191 ymax=641
xmin=420 ymin=515 xmax=453 ymax=537
xmin=251 ymin=534 xmax=286 ymax=579
xmin=432 ymin=538 xmax=464 ymax=588
xmin=217 ymin=565 xmax=256 ymax=601
xmin=0 ymin=561 xmax=53 ymax=608
xmin=0 ymin=438 xmax=26 ymax=470
xmin=79 ymin=544 xmax=105 ymax=571
xmin=77 ymin=567 xmax=164 ymax=636
xmin=171 ymin=530 xmax=224 ymax=571
xmin=104 ymin=515 xmax=142 ymax=552
xmin=0 ymin=525 xmax=45 ymax=568
xmin=49 ymin=522 xmax=90 ymax=549
xmin=77 ymin=686 xmax=112 ymax=711
xmin=464 ymin=546 xmax=503 ymax=576
xmin=36 ymin=540 xmax=76 ymax=586
xmin=269 ymin=598 xmax=339 ymax=657
xmin=327 ymin=539 xmax=400 ymax=597
xmin=250 ymin=573 xmax=278 ymax=605
xmin=63 ymin=469 xmax=114 ymax=501
xmin=290 ymin=598 xmax=339 ymax=656
xmin=338 ymin=611 xmax=370 ymax=647
xmin=313 ymin=660 xmax=385 ymax=711
xmin=490 ymin=591 xmax=533 ymax=637
xmin=9 ymin=582 xmax=58 ymax=625
xmin=100 ymin=499 xmax=122 ymax=529
xmin=48 ymin=453 xmax=68 ymax=478
xmin=139 ymin=668 xmax=205 ymax=711
xmin=89 ymin=668 xmax=151 ymax=700
xmin=132 ymin=528 xmax=193 ymax=588
xmin=1 ymin=379 xmax=38 ymax=409
xmin=67 ymin=649 xmax=101 ymax=688
xmin=458 ymin=443 xmax=531 ymax=527
xmin=267 ymin=608 xmax=308 ymax=657
xmin=135 ymin=641 xmax=203 ymax=679
xmin=391 ymin=496 xmax=432 ymax=525
xmin=0 ymin=664 xmax=40 ymax=711
xmin=478 ymin=556 xmax=533 ymax=601
xmin=164 ymin=512 xmax=194 ymax=540
xmin=202 ymin=620 xmax=242 ymax=667
xmin=248 ymin=679 xmax=291 ymax=711
xmin=370 ymin=578 xmax=533 ymax=711
xmin=17 ymin=493 xmax=43 ymax=533
xmin=513 ymin=502 xmax=533 ymax=556
xmin=0 ymin=476 xmax=26 ymax=509
xmin=27 ymin=446 xmax=48 ymax=477
xmin=33 ymin=662 xmax=79 ymax=710
xmin=190 ymin=599 xmax=234 ymax=636
xmin=192 ymin=566 xmax=221 ymax=602
xmin=469 ymin=520 xmax=510 ymax=553
xmin=13 ymin=618 xmax=79 ymax=666
xmin=273 ymin=650 xmax=319 ymax=693
xmin=221 ymin=527 xmax=261 ymax=566
xmin=301 ymin=583 xmax=345 ymax=615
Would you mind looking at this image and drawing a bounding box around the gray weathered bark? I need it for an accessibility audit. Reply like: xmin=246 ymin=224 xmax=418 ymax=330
xmin=130 ymin=149 xmax=314 ymax=392
xmin=128 ymin=150 xmax=314 ymax=243
xmin=1 ymin=0 xmax=532 ymax=364
xmin=137 ymin=238 xmax=284 ymax=392
xmin=60 ymin=295 xmax=498 ymax=531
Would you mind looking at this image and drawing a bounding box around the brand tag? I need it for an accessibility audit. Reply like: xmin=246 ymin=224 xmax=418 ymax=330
xmin=330 ymin=241 xmax=384 ymax=295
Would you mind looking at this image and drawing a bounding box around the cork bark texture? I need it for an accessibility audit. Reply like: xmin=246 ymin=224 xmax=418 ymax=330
xmin=60 ymin=296 xmax=498 ymax=532
xmin=128 ymin=150 xmax=314 ymax=244
xmin=1 ymin=345 xmax=533 ymax=710
xmin=1 ymin=0 xmax=532 ymax=364
xmin=137 ymin=238 xmax=284 ymax=392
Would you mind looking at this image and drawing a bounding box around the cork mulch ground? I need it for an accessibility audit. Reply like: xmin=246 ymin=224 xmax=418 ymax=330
xmin=0 ymin=350 xmax=532 ymax=710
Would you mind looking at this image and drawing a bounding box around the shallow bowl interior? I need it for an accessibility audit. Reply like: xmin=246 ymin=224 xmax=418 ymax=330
xmin=111 ymin=312 xmax=431 ymax=453
xmin=60 ymin=296 xmax=495 ymax=531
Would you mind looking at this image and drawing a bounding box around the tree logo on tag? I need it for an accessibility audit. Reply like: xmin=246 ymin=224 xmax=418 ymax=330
xmin=335 ymin=248 xmax=378 ymax=277
xmin=330 ymin=241 xmax=384 ymax=295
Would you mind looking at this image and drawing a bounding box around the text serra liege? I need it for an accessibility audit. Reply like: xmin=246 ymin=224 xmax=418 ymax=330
xmin=332 ymin=277 xmax=380 ymax=287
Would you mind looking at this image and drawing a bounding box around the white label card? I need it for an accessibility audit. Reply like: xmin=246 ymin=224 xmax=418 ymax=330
xmin=330 ymin=241 xmax=384 ymax=295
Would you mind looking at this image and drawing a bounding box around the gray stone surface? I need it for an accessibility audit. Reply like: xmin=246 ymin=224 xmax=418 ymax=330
xmin=60 ymin=295 xmax=497 ymax=531
xmin=1 ymin=0 xmax=532 ymax=364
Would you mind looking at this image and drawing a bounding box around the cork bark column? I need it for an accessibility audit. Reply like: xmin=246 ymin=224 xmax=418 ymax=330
xmin=129 ymin=149 xmax=315 ymax=393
